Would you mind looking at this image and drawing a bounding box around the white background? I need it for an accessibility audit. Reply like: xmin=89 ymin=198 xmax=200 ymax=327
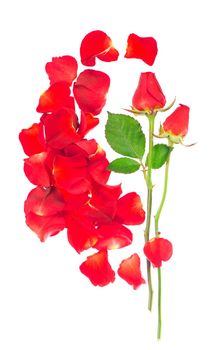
xmin=0 ymin=0 xmax=220 ymax=349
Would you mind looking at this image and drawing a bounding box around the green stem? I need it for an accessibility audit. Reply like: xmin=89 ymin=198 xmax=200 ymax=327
xmin=155 ymin=151 xmax=171 ymax=235
xmin=154 ymin=141 xmax=173 ymax=340
xmin=157 ymin=267 xmax=162 ymax=340
xmin=143 ymin=114 xmax=155 ymax=311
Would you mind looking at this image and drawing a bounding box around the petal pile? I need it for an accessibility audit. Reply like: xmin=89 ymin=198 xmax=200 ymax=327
xmin=19 ymin=31 xmax=148 ymax=289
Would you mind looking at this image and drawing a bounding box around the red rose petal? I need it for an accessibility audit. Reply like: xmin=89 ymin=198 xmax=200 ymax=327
xmin=76 ymin=139 xmax=98 ymax=156
xmin=79 ymin=250 xmax=115 ymax=286
xmin=19 ymin=123 xmax=46 ymax=156
xmin=53 ymin=154 xmax=90 ymax=194
xmin=132 ymin=72 xmax=166 ymax=112
xmin=78 ymin=111 xmax=99 ymax=138
xmin=26 ymin=212 xmax=65 ymax=242
xmin=118 ymin=253 xmax=145 ymax=289
xmin=115 ymin=192 xmax=145 ymax=225
xmin=36 ymin=82 xmax=71 ymax=113
xmin=90 ymin=183 xmax=122 ymax=219
xmin=45 ymin=55 xmax=78 ymax=85
xmin=24 ymin=152 xmax=51 ymax=187
xmin=80 ymin=30 xmax=119 ymax=66
xmin=42 ymin=109 xmax=80 ymax=149
xmin=73 ymin=69 xmax=110 ymax=115
xmin=125 ymin=33 xmax=158 ymax=66
xmin=24 ymin=187 xmax=65 ymax=216
xmin=67 ymin=217 xmax=98 ymax=253
xmin=89 ymin=157 xmax=110 ymax=185
xmin=163 ymin=104 xmax=189 ymax=137
xmin=94 ymin=223 xmax=132 ymax=250
xmin=143 ymin=237 xmax=173 ymax=268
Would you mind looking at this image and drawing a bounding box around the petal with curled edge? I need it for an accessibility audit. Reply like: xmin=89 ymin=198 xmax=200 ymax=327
xmin=144 ymin=237 xmax=173 ymax=268
xmin=25 ymin=212 xmax=65 ymax=242
xmin=80 ymin=30 xmax=119 ymax=66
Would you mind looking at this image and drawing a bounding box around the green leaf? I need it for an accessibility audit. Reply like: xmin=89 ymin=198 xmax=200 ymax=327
xmin=108 ymin=158 xmax=140 ymax=174
xmin=105 ymin=112 xmax=145 ymax=159
xmin=146 ymin=144 xmax=173 ymax=169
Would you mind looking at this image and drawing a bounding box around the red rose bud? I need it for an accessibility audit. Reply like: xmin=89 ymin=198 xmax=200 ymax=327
xmin=132 ymin=72 xmax=166 ymax=113
xmin=125 ymin=33 xmax=158 ymax=66
xmin=143 ymin=237 xmax=173 ymax=268
xmin=162 ymin=104 xmax=189 ymax=141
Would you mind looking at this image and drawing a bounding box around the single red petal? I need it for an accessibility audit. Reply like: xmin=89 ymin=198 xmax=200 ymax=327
xmin=89 ymin=183 xmax=122 ymax=218
xmin=24 ymin=187 xmax=65 ymax=216
xmin=25 ymin=212 xmax=65 ymax=242
xmin=67 ymin=217 xmax=98 ymax=253
xmin=89 ymin=157 xmax=110 ymax=185
xmin=143 ymin=237 xmax=173 ymax=268
xmin=45 ymin=56 xmax=78 ymax=85
xmin=125 ymin=33 xmax=157 ymax=66
xmin=42 ymin=109 xmax=80 ymax=149
xmin=24 ymin=152 xmax=51 ymax=187
xmin=94 ymin=223 xmax=132 ymax=250
xmin=19 ymin=123 xmax=46 ymax=156
xmin=78 ymin=111 xmax=99 ymax=138
xmin=73 ymin=69 xmax=110 ymax=115
xmin=79 ymin=250 xmax=115 ymax=286
xmin=115 ymin=192 xmax=145 ymax=225
xmin=36 ymin=82 xmax=71 ymax=113
xmin=163 ymin=104 xmax=189 ymax=137
xmin=118 ymin=253 xmax=145 ymax=289
xmin=80 ymin=30 xmax=119 ymax=66
xmin=132 ymin=72 xmax=166 ymax=112
xmin=76 ymin=139 xmax=98 ymax=156
xmin=53 ymin=154 xmax=90 ymax=194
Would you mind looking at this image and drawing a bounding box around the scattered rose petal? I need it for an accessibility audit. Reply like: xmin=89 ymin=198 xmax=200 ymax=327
xmin=125 ymin=33 xmax=157 ymax=66
xmin=80 ymin=30 xmax=119 ymax=66
xmin=144 ymin=237 xmax=173 ymax=268
xmin=79 ymin=250 xmax=115 ymax=286
xmin=118 ymin=253 xmax=145 ymax=289
xmin=45 ymin=55 xmax=78 ymax=85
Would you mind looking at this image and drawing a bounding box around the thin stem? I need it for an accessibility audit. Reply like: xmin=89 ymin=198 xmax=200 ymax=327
xmin=143 ymin=114 xmax=155 ymax=311
xmin=157 ymin=267 xmax=162 ymax=340
xmin=155 ymin=152 xmax=171 ymax=235
xmin=154 ymin=140 xmax=173 ymax=340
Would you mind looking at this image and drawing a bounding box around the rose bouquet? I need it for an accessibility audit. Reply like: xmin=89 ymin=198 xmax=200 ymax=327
xmin=19 ymin=30 xmax=192 ymax=339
